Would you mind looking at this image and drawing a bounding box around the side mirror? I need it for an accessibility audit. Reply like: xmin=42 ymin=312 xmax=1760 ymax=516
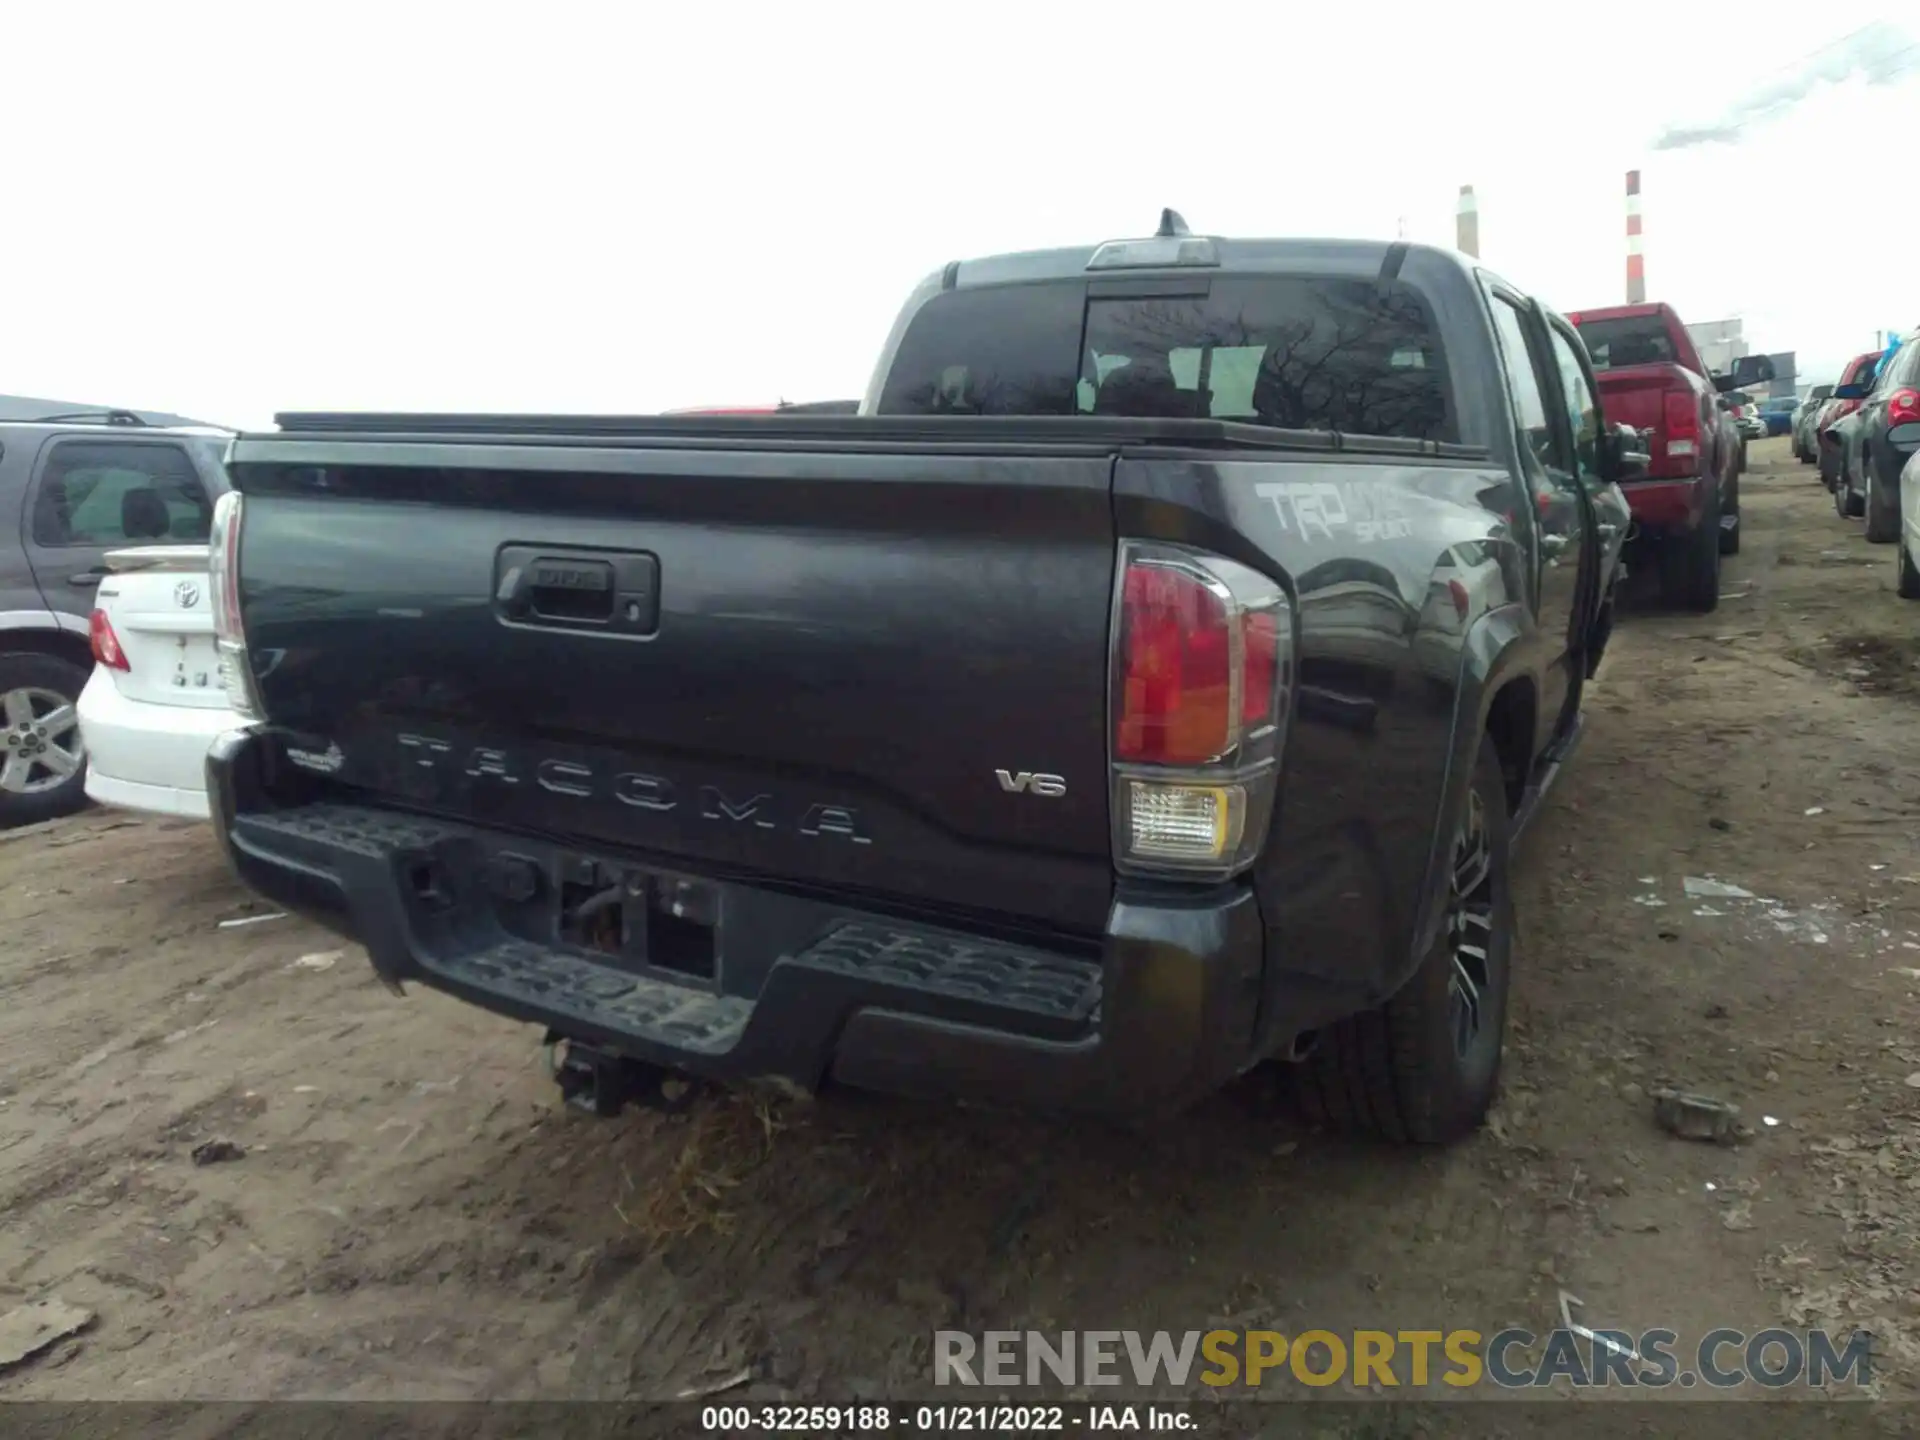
xmin=1712 ymin=353 xmax=1776 ymax=393
xmin=1599 ymin=423 xmax=1650 ymax=484
xmin=1832 ymin=382 xmax=1866 ymax=401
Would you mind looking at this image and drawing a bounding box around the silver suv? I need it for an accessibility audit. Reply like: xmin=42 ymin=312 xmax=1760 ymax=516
xmin=0 ymin=400 xmax=230 ymax=827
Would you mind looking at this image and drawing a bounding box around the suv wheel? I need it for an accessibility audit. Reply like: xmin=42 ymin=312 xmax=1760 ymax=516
xmin=1293 ymin=736 xmax=1512 ymax=1144
xmin=1899 ymin=531 xmax=1920 ymax=600
xmin=0 ymin=652 xmax=91 ymax=829
xmin=1865 ymin=455 xmax=1900 ymax=544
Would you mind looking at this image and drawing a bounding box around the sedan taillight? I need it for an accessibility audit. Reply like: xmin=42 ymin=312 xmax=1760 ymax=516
xmin=89 ymin=609 xmax=129 ymax=671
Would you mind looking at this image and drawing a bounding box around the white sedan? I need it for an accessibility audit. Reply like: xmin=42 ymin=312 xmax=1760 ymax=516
xmin=1900 ymin=449 xmax=1920 ymax=601
xmin=78 ymin=545 xmax=241 ymax=819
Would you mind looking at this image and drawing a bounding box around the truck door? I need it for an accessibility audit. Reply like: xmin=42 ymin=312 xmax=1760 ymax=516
xmin=1541 ymin=315 xmax=1629 ymax=670
xmin=1484 ymin=288 xmax=1589 ymax=747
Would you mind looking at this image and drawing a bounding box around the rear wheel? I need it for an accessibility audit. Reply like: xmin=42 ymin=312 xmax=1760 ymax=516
xmin=1865 ymin=454 xmax=1900 ymax=543
xmin=1839 ymin=456 xmax=1866 ymax=519
xmin=1661 ymin=498 xmax=1721 ymax=613
xmin=1898 ymin=534 xmax=1920 ymax=600
xmin=1719 ymin=474 xmax=1741 ymax=555
xmin=1294 ymin=736 xmax=1512 ymax=1144
xmin=0 ymin=652 xmax=90 ymax=829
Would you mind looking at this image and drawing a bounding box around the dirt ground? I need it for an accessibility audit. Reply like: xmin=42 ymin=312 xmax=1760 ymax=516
xmin=5 ymin=436 xmax=1920 ymax=1410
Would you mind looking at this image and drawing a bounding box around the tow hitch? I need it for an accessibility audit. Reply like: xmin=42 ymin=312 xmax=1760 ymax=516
xmin=544 ymin=1033 xmax=702 ymax=1118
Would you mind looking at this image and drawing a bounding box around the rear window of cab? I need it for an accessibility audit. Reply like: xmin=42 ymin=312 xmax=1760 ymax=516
xmin=876 ymin=275 xmax=1456 ymax=443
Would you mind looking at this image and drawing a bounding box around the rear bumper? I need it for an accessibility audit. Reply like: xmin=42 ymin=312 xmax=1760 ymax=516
xmin=207 ymin=728 xmax=1270 ymax=1118
xmin=78 ymin=670 xmax=238 ymax=820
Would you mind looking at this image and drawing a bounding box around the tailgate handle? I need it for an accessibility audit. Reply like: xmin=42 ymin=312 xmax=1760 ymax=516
xmin=494 ymin=546 xmax=659 ymax=636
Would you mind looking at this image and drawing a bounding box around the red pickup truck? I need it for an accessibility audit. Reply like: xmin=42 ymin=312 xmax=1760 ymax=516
xmin=1568 ymin=303 xmax=1771 ymax=613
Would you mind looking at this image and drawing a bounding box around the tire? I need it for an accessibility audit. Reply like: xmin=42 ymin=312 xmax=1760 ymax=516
xmin=1683 ymin=507 xmax=1721 ymax=612
xmin=1660 ymin=496 xmax=1721 ymax=612
xmin=1737 ymin=440 xmax=1748 ymax=475
xmin=1840 ymin=457 xmax=1866 ymax=519
xmin=1865 ymin=453 xmax=1900 ymax=544
xmin=0 ymin=651 xmax=91 ymax=829
xmin=1820 ymin=443 xmax=1838 ymax=491
xmin=1293 ymin=736 xmax=1513 ymax=1144
xmin=1719 ymin=474 xmax=1741 ymax=556
xmin=1898 ymin=534 xmax=1920 ymax=600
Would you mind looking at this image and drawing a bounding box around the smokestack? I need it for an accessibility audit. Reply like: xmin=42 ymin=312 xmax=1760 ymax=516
xmin=1626 ymin=170 xmax=1646 ymax=303
xmin=1456 ymin=185 xmax=1479 ymax=258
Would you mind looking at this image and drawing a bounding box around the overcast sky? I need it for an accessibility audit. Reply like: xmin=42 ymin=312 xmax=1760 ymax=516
xmin=4 ymin=2 xmax=1914 ymax=430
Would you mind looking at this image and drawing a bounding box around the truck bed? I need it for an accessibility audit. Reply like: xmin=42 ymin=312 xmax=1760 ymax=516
xmin=266 ymin=411 xmax=1491 ymax=460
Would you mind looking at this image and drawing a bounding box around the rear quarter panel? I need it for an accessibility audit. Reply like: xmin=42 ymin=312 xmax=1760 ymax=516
xmin=1112 ymin=450 xmax=1533 ymax=1045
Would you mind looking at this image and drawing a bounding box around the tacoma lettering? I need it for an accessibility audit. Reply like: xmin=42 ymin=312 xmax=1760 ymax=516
xmin=537 ymin=759 xmax=594 ymax=797
xmin=700 ymin=786 xmax=775 ymax=829
xmin=614 ymin=773 xmax=675 ymax=811
xmin=385 ymin=739 xmax=866 ymax=839
xmin=800 ymin=803 xmax=871 ymax=843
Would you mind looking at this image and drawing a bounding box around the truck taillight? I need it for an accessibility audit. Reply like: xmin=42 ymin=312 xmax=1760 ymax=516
xmin=1891 ymin=388 xmax=1920 ymax=425
xmin=89 ymin=609 xmax=129 ymax=671
xmin=1111 ymin=542 xmax=1291 ymax=878
xmin=1662 ymin=390 xmax=1699 ymax=460
xmin=208 ymin=492 xmax=264 ymax=722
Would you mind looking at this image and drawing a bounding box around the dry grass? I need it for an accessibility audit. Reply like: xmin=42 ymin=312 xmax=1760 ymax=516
xmin=617 ymin=1091 xmax=788 ymax=1241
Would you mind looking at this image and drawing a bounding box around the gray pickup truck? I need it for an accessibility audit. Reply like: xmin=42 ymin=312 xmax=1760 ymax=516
xmin=205 ymin=213 xmax=1635 ymax=1143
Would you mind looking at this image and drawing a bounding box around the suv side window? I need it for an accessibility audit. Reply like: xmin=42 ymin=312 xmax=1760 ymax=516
xmin=1545 ymin=325 xmax=1604 ymax=490
xmin=31 ymin=442 xmax=212 ymax=548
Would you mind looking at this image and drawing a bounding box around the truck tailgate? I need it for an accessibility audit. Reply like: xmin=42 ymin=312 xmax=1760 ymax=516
xmin=228 ymin=437 xmax=1120 ymax=935
xmin=1590 ymin=365 xmax=1672 ymax=435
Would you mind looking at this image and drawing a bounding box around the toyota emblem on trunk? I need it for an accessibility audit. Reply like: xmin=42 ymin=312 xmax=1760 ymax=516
xmin=174 ymin=581 xmax=201 ymax=608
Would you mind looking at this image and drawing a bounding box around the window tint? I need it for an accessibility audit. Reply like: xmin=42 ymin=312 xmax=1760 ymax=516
xmin=876 ymin=274 xmax=1456 ymax=441
xmin=32 ymin=442 xmax=211 ymax=548
xmin=876 ymin=282 xmax=1086 ymax=416
xmin=1488 ymin=298 xmax=1555 ymax=473
xmin=1571 ymin=314 xmax=1675 ymax=370
xmin=1079 ymin=277 xmax=1453 ymax=440
xmin=1546 ymin=325 xmax=1602 ymax=488
xmin=1847 ymin=352 xmax=1885 ymax=385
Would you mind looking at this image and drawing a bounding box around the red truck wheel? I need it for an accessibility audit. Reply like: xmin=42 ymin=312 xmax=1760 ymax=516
xmin=1660 ymin=498 xmax=1721 ymax=613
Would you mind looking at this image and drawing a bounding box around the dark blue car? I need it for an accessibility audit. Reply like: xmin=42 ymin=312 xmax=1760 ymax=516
xmin=1762 ymin=395 xmax=1797 ymax=436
